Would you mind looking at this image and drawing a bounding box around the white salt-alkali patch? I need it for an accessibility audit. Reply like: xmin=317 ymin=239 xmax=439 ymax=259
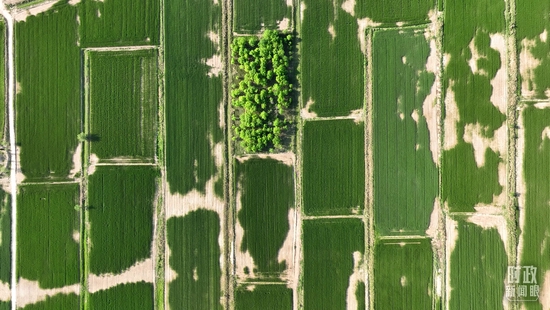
xmin=444 ymin=83 xmax=460 ymax=150
xmin=88 ymin=258 xmax=154 ymax=293
xmin=466 ymin=214 xmax=508 ymax=255
xmin=346 ymin=251 xmax=364 ymax=310
xmin=301 ymin=97 xmax=318 ymax=119
xmin=300 ymin=2 xmax=306 ymax=21
xmin=278 ymin=18 xmax=290 ymax=31
xmin=0 ymin=281 xmax=9 ymax=302
xmin=69 ymin=143 xmax=82 ymax=179
xmin=341 ymin=0 xmax=355 ymax=16
xmin=463 ymin=123 xmax=506 ymax=167
xmin=204 ymin=54 xmax=223 ymax=78
xmin=489 ymin=33 xmax=507 ymax=115
xmin=541 ymin=29 xmax=548 ymax=43
xmin=17 ymin=279 xmax=79 ymax=308
xmin=468 ymin=37 xmax=488 ymax=76
xmin=328 ymin=24 xmax=336 ymax=40
xmin=400 ymin=276 xmax=408 ymax=286
xmin=356 ymin=18 xmax=380 ymax=55
xmin=72 ymin=230 xmax=80 ymax=243
xmin=520 ymin=38 xmax=541 ymax=98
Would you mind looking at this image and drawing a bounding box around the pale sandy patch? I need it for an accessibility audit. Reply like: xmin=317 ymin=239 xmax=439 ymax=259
xmin=519 ymin=38 xmax=540 ymax=98
xmin=213 ymin=0 xmax=218 ymax=5
xmin=328 ymin=24 xmax=336 ymax=40
xmin=348 ymin=109 xmax=363 ymax=124
xmin=96 ymin=9 xmax=101 ymax=18
xmin=545 ymin=89 xmax=550 ymax=98
xmin=422 ymin=38 xmax=439 ymax=164
xmin=300 ymin=97 xmax=318 ymax=119
xmin=468 ymin=36 xmax=488 ymax=76
xmin=204 ymin=54 xmax=223 ymax=78
xmin=534 ymin=102 xmax=550 ymax=109
xmin=400 ymin=276 xmax=407 ymax=286
xmin=236 ymin=152 xmax=294 ymax=166
xmin=207 ymin=31 xmax=220 ymax=48
xmin=357 ymin=18 xmax=380 ymax=55
xmin=444 ymin=83 xmax=460 ymax=150
xmin=277 ymin=208 xmax=296 ymax=281
xmin=218 ymin=100 xmax=225 ymax=129
xmin=490 ymin=33 xmax=507 ymax=114
xmin=164 ymin=243 xmax=178 ymax=283
xmin=234 ymin=188 xmax=256 ymax=279
xmin=540 ymin=271 xmax=550 ymax=309
xmin=473 ymin=205 xmax=502 ymax=215
xmin=13 ymin=10 xmax=29 ymax=23
xmin=88 ymin=258 xmax=154 ymax=293
xmin=68 ymin=143 xmax=82 ymax=179
xmin=15 ymin=146 xmax=25 ymax=184
xmin=0 ymin=281 xmax=9 ymax=302
xmin=425 ymin=10 xmax=440 ymax=40
xmin=15 ymin=1 xmax=57 ymax=21
xmin=88 ymin=153 xmax=99 ymax=175
xmin=69 ymin=0 xmax=81 ymax=5
xmin=396 ymin=21 xmax=404 ymax=27
xmin=541 ymin=29 xmax=548 ymax=43
xmin=277 ymin=18 xmax=290 ymax=31
xmin=164 ymin=177 xmax=224 ymax=219
xmin=346 ymin=251 xmax=365 ymax=310
xmin=445 ymin=214 xmax=458 ymax=306
xmin=466 ymin=214 xmax=508 ymax=254
xmin=426 ymin=198 xmax=440 ymax=238
xmin=209 ymin=137 xmax=223 ymax=169
xmin=541 ymin=126 xmax=550 ymax=141
xmin=300 ymin=2 xmax=306 ymax=21
xmin=516 ymin=111 xmax=527 ymax=259
xmin=411 ymin=109 xmax=420 ymax=123
xmin=341 ymin=0 xmax=355 ymax=16
xmin=443 ymin=53 xmax=451 ymax=68
xmin=402 ymin=56 xmax=407 ymax=64
xmin=462 ymin=123 xmax=506 ymax=167
xmin=16 ymin=81 xmax=22 ymax=95
xmin=72 ymin=230 xmax=80 ymax=243
xmin=17 ymin=279 xmax=79 ymax=308
xmin=286 ymin=0 xmax=292 ymax=6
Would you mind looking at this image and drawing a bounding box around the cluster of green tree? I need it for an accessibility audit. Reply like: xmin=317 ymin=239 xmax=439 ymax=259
xmin=230 ymin=30 xmax=293 ymax=153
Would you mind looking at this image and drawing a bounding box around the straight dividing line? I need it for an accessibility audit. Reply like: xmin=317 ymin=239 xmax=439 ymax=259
xmin=222 ymin=0 xmax=234 ymax=308
xmin=81 ymin=49 xmax=92 ymax=310
xmin=364 ymin=27 xmax=374 ymax=310
xmin=432 ymin=9 xmax=446 ymax=310
xmin=1 ymin=8 xmax=15 ymax=310
xmin=20 ymin=181 xmax=80 ymax=186
xmin=301 ymin=215 xmax=364 ymax=220
xmin=83 ymin=45 xmax=159 ymax=52
xmin=154 ymin=0 xmax=166 ymax=306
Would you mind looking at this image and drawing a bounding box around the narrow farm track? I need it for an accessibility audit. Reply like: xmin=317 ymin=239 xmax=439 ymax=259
xmin=0 ymin=5 xmax=16 ymax=310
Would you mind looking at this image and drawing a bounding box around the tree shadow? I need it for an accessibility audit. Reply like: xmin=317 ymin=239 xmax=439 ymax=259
xmin=85 ymin=134 xmax=101 ymax=142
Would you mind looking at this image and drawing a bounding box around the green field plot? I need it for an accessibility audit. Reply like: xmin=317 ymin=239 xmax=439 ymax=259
xmin=167 ymin=210 xmax=223 ymax=310
xmin=372 ymin=28 xmax=438 ymax=235
xmin=303 ymin=218 xmax=365 ymax=309
xmin=234 ymin=0 xmax=291 ymax=33
xmin=516 ymin=1 xmax=550 ymax=99
xmin=374 ymin=239 xmax=433 ymax=310
xmin=87 ymin=49 xmax=158 ymax=162
xmin=519 ymin=105 xmax=550 ymax=309
xmin=235 ymin=284 xmax=292 ymax=310
xmin=448 ymin=219 xmax=507 ymax=309
xmin=19 ymin=294 xmax=79 ymax=310
xmin=164 ymin=0 xmax=223 ymax=195
xmin=441 ymin=0 xmax=506 ymax=212
xmin=300 ymin=0 xmax=364 ymax=116
xmin=90 ymin=282 xmax=154 ymax=310
xmin=17 ymin=184 xmax=79 ymax=288
xmin=356 ymin=0 xmax=435 ymax=25
xmin=15 ymin=2 xmax=80 ymax=181
xmin=88 ymin=166 xmax=156 ymax=275
xmin=0 ymin=190 xmax=9 ymax=284
xmin=236 ymin=158 xmax=294 ymax=278
xmin=0 ymin=302 xmax=8 ymax=310
xmin=78 ymin=0 xmax=159 ymax=47
xmin=302 ymin=120 xmax=364 ymax=215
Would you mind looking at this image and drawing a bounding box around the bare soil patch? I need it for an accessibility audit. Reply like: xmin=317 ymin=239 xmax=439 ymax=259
xmin=341 ymin=0 xmax=355 ymax=16
xmin=468 ymin=36 xmax=488 ymax=76
xmin=276 ymin=208 xmax=296 ymax=282
xmin=346 ymin=251 xmax=365 ymax=310
xmin=463 ymin=122 xmax=506 ymax=167
xmin=539 ymin=271 xmax=550 ymax=309
xmin=68 ymin=143 xmax=82 ymax=179
xmin=356 ymin=18 xmax=380 ymax=55
xmin=13 ymin=1 xmax=56 ymax=22
xmin=328 ymin=24 xmax=336 ymax=40
xmin=235 ymin=152 xmax=294 ymax=166
xmin=490 ymin=33 xmax=507 ymax=114
xmin=0 ymin=281 xmax=9 ymax=302
xmin=444 ymin=83 xmax=460 ymax=150
xmin=277 ymin=18 xmax=290 ymax=31
xmin=425 ymin=198 xmax=440 ymax=238
xmin=234 ymin=188 xmax=256 ymax=280
xmin=17 ymin=279 xmax=79 ymax=308
xmin=205 ymin=54 xmax=223 ymax=78
xmin=88 ymin=258 xmax=154 ymax=293
xmin=519 ymin=38 xmax=540 ymax=98
xmin=300 ymin=98 xmax=317 ymax=119
xmin=466 ymin=214 xmax=508 ymax=254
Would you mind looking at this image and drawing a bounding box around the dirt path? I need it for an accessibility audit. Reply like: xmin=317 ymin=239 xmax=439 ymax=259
xmin=0 ymin=5 xmax=16 ymax=309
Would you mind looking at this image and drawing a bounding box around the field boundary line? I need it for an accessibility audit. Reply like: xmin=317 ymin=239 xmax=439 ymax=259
xmin=0 ymin=7 xmax=15 ymax=310
xmin=19 ymin=181 xmax=80 ymax=186
xmin=302 ymin=215 xmax=364 ymax=220
xmin=92 ymin=162 xmax=157 ymax=167
xmin=235 ymin=281 xmax=289 ymax=285
xmin=370 ymin=22 xmax=432 ymax=32
xmin=364 ymin=27 xmax=374 ymax=310
xmin=83 ymin=45 xmax=159 ymax=52
xmin=222 ymin=0 xmax=234 ymax=307
xmin=377 ymin=235 xmax=433 ymax=240
xmin=301 ymin=116 xmax=362 ymax=122
xmin=518 ymin=98 xmax=549 ymax=103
